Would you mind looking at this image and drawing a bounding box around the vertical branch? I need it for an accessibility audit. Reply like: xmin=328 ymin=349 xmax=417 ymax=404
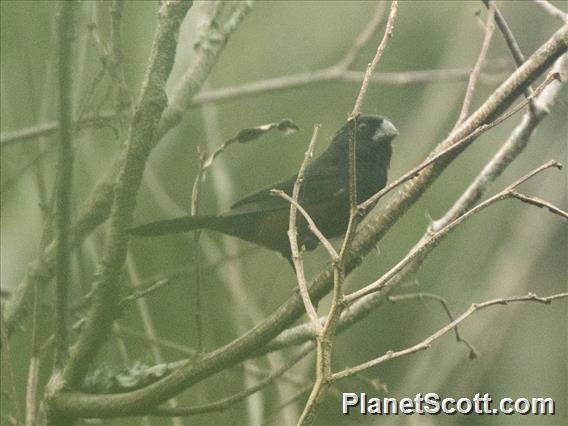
xmin=346 ymin=117 xmax=358 ymax=213
xmin=56 ymin=0 xmax=192 ymax=393
xmin=350 ymin=1 xmax=398 ymax=115
xmin=54 ymin=0 xmax=78 ymax=369
xmin=331 ymin=56 xmax=568 ymax=350
xmin=335 ymin=1 xmax=388 ymax=71
xmin=1 ymin=316 xmax=23 ymax=424
xmin=190 ymin=153 xmax=206 ymax=353
xmin=3 ymin=0 xmax=253 ymax=341
xmin=343 ymin=0 xmax=399 ymax=249
xmin=298 ymin=3 xmax=399 ymax=425
xmin=455 ymin=5 xmax=495 ymax=126
xmin=125 ymin=256 xmax=184 ymax=426
xmin=108 ymin=0 xmax=131 ymax=118
xmin=484 ymin=1 xmax=537 ymax=114
xmin=288 ymin=125 xmax=323 ymax=331
xmin=25 ymin=286 xmax=41 ymax=426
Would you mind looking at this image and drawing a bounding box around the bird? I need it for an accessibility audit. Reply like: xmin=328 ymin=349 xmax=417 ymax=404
xmin=130 ymin=114 xmax=398 ymax=263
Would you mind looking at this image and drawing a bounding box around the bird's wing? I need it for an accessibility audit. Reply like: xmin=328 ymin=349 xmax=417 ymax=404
xmin=227 ymin=165 xmax=346 ymax=217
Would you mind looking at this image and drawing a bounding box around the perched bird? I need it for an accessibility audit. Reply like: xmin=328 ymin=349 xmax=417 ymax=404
xmin=130 ymin=114 xmax=398 ymax=262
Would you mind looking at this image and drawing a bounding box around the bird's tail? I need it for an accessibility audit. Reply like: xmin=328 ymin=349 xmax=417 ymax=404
xmin=129 ymin=215 xmax=220 ymax=237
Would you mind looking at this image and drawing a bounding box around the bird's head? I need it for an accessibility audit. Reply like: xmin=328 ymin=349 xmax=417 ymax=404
xmin=330 ymin=114 xmax=398 ymax=155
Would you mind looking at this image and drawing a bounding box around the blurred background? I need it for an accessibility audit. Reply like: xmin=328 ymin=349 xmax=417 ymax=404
xmin=1 ymin=1 xmax=566 ymax=425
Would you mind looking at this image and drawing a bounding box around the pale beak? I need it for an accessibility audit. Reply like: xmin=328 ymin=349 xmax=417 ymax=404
xmin=373 ymin=118 xmax=399 ymax=142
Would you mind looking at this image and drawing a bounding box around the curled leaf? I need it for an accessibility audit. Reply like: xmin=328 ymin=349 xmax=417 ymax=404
xmin=232 ymin=119 xmax=299 ymax=144
xmin=201 ymin=119 xmax=299 ymax=170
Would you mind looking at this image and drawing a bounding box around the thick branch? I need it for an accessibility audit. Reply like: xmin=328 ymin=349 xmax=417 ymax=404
xmin=45 ymin=7 xmax=193 ymax=425
xmin=3 ymin=0 xmax=251 ymax=340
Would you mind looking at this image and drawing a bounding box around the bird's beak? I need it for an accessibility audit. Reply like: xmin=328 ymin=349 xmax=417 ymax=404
xmin=382 ymin=119 xmax=399 ymax=138
xmin=372 ymin=118 xmax=399 ymax=142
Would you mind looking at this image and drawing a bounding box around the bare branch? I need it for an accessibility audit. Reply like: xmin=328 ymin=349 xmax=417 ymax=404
xmin=191 ymin=118 xmax=299 ymax=350
xmin=1 ymin=316 xmax=23 ymax=424
xmin=358 ymin=71 xmax=560 ymax=215
xmin=49 ymin=1 xmax=193 ymax=406
xmin=509 ymin=191 xmax=568 ymax=219
xmin=2 ymin=0 xmax=252 ymax=342
xmin=455 ymin=5 xmax=495 ymax=126
xmin=151 ymin=345 xmax=312 ymax=417
xmin=431 ymin=54 xmax=566 ymax=230
xmin=157 ymin=1 xmax=254 ymax=139
xmin=41 ymin=14 xmax=568 ymax=423
xmin=388 ymin=293 xmax=479 ymax=359
xmin=534 ymin=0 xmax=568 ymax=23
xmin=250 ymin=53 xmax=567 ymax=360
xmin=282 ymin=124 xmax=325 ymax=332
xmin=114 ymin=326 xmax=197 ymax=358
xmin=345 ymin=161 xmax=562 ymax=303
xmin=298 ymin=3 xmax=400 ymax=424
xmin=272 ymin=190 xmax=338 ymax=260
xmin=108 ymin=0 xmax=132 ymax=117
xmin=331 ymin=292 xmax=568 ymax=381
xmin=25 ymin=356 xmax=40 ymax=426
xmin=0 ymin=66 xmax=508 ymax=149
xmin=484 ymin=1 xmax=537 ymax=116
xmin=351 ymin=1 xmax=398 ymax=115
xmin=336 ymin=2 xmax=388 ymax=70
xmin=53 ymin=0 xmax=78 ymax=369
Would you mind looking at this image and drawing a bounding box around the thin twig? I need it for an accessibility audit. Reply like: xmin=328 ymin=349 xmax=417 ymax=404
xmin=108 ymin=0 xmax=132 ymax=118
xmin=332 ymin=292 xmax=568 ymax=381
xmin=50 ymin=0 xmax=193 ymax=405
xmin=39 ymin=14 xmax=568 ymax=424
xmin=486 ymin=1 xmax=529 ymax=68
xmin=298 ymin=3 xmax=399 ymax=425
xmin=189 ymin=118 xmax=300 ymax=351
xmin=125 ymin=256 xmax=185 ymax=424
xmin=484 ymin=1 xmax=536 ymax=115
xmin=509 ymin=191 xmax=568 ymax=219
xmin=120 ymin=279 xmax=172 ymax=305
xmin=240 ymin=55 xmax=568 ymax=359
xmin=25 ymin=274 xmax=42 ymax=426
xmin=388 ymin=293 xmax=479 ymax=359
xmin=78 ymin=7 xmax=108 ymax=122
xmin=345 ymin=161 xmax=563 ymax=303
xmin=114 ymin=326 xmax=197 ymax=357
xmin=263 ymin=384 xmax=314 ymax=426
xmin=151 ymin=344 xmax=313 ymax=416
xmin=116 ymin=249 xmax=258 ymax=306
xmin=190 ymin=149 xmax=206 ymax=353
xmin=432 ymin=55 xmax=566 ymax=231
xmin=335 ymin=2 xmax=388 ymax=70
xmin=455 ymin=5 xmax=496 ymax=126
xmin=0 ymin=67 xmax=507 ymax=148
xmin=283 ymin=124 xmax=324 ymax=332
xmin=358 ymin=71 xmax=560 ymax=215
xmin=351 ymin=1 xmax=398 ymax=115
xmin=273 ymin=190 xmax=338 ymax=259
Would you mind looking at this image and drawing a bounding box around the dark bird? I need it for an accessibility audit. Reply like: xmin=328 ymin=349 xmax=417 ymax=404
xmin=130 ymin=114 xmax=398 ymax=262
